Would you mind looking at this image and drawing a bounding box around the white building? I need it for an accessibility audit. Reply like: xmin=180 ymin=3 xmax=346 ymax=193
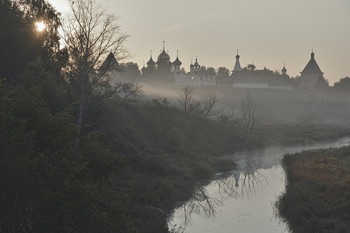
xmin=174 ymin=57 xmax=216 ymax=86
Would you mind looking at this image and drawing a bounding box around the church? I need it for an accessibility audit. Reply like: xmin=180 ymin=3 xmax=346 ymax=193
xmin=173 ymin=57 xmax=216 ymax=86
xmin=141 ymin=42 xmax=216 ymax=86
xmin=300 ymin=51 xmax=328 ymax=89
xmin=103 ymin=41 xmax=327 ymax=90
xmin=141 ymin=42 xmax=174 ymax=82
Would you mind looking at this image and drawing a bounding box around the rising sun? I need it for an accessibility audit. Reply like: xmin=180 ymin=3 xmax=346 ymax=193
xmin=35 ymin=21 xmax=46 ymax=32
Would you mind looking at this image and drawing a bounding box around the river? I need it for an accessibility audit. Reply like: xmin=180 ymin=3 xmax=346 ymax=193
xmin=168 ymin=137 xmax=350 ymax=233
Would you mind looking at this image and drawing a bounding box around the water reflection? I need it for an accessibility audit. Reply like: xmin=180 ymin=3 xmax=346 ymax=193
xmin=169 ymin=137 xmax=350 ymax=233
xmin=171 ymin=158 xmax=266 ymax=229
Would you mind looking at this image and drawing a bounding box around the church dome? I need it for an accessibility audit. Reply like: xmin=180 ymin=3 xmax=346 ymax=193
xmin=147 ymin=57 xmax=156 ymax=66
xmin=173 ymin=57 xmax=182 ymax=66
xmin=158 ymin=49 xmax=170 ymax=60
xmin=193 ymin=58 xmax=200 ymax=67
xmin=282 ymin=66 xmax=287 ymax=73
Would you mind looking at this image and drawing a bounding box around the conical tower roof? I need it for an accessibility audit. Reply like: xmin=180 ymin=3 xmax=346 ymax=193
xmin=233 ymin=50 xmax=242 ymax=72
xmin=100 ymin=52 xmax=120 ymax=70
xmin=301 ymin=51 xmax=323 ymax=74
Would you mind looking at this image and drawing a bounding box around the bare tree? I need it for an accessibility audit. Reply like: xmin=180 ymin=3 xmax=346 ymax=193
xmin=241 ymin=93 xmax=265 ymax=148
xmin=177 ymin=86 xmax=194 ymax=114
xmin=199 ymin=94 xmax=224 ymax=118
xmin=177 ymin=87 xmax=223 ymax=119
xmin=60 ymin=0 xmax=129 ymax=149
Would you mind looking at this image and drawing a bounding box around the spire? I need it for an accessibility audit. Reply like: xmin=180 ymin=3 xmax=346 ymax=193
xmin=233 ymin=50 xmax=242 ymax=72
xmin=193 ymin=57 xmax=200 ymax=67
xmin=162 ymin=40 xmax=166 ymax=51
xmin=311 ymin=48 xmax=315 ymax=59
xmin=193 ymin=57 xmax=200 ymax=72
xmin=282 ymin=61 xmax=287 ymax=75
xmin=190 ymin=58 xmax=194 ymax=73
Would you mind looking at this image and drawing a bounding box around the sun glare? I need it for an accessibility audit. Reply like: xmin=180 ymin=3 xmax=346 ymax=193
xmin=35 ymin=21 xmax=46 ymax=32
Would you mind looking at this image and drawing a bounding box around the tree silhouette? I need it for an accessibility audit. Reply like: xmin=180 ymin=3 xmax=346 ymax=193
xmin=60 ymin=0 xmax=129 ymax=149
xmin=241 ymin=93 xmax=265 ymax=148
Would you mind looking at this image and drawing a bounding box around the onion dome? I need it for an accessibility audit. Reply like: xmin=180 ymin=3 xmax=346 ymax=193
xmin=193 ymin=58 xmax=200 ymax=67
xmin=147 ymin=57 xmax=156 ymax=67
xmin=158 ymin=49 xmax=170 ymax=60
xmin=173 ymin=56 xmax=182 ymax=66
xmin=282 ymin=66 xmax=287 ymax=74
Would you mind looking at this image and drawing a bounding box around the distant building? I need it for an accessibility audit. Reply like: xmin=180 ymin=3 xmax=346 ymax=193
xmin=142 ymin=42 xmax=174 ymax=82
xmin=141 ymin=51 xmax=156 ymax=79
xmin=300 ymin=51 xmax=327 ymax=89
xmin=231 ymin=56 xmax=293 ymax=89
xmin=174 ymin=58 xmax=216 ymax=86
xmin=100 ymin=52 xmax=123 ymax=84
xmin=232 ymin=50 xmax=242 ymax=74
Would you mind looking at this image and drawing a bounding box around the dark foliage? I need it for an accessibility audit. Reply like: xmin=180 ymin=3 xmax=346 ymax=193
xmin=334 ymin=76 xmax=350 ymax=91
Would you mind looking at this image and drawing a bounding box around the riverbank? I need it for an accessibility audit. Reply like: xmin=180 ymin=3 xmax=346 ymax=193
xmin=110 ymin=103 xmax=350 ymax=233
xmin=277 ymin=146 xmax=350 ymax=233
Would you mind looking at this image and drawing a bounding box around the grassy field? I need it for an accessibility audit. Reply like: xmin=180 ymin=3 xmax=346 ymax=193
xmin=278 ymin=147 xmax=350 ymax=233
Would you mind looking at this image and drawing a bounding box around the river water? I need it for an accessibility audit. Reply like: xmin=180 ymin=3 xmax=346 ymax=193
xmin=168 ymin=137 xmax=350 ymax=233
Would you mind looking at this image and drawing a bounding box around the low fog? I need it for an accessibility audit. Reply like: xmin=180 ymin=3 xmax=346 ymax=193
xmin=136 ymin=80 xmax=350 ymax=125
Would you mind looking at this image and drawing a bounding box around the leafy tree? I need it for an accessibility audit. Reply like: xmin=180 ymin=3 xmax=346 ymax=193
xmin=121 ymin=62 xmax=141 ymax=80
xmin=216 ymin=67 xmax=230 ymax=79
xmin=0 ymin=0 xmax=61 ymax=80
xmin=334 ymin=76 xmax=350 ymax=90
xmin=20 ymin=0 xmax=62 ymax=56
xmin=245 ymin=64 xmax=256 ymax=71
xmin=206 ymin=67 xmax=216 ymax=76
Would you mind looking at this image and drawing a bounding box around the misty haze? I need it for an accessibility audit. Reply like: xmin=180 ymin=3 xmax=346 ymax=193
xmin=1 ymin=0 xmax=350 ymax=233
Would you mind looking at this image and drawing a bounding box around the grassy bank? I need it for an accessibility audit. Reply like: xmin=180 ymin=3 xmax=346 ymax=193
xmin=277 ymin=146 xmax=350 ymax=233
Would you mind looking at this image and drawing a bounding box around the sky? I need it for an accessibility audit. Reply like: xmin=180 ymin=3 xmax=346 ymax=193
xmin=48 ymin=0 xmax=350 ymax=85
